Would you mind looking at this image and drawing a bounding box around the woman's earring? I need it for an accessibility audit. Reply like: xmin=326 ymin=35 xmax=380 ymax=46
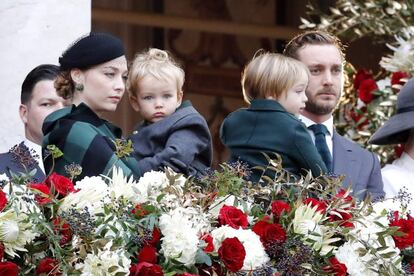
xmin=75 ymin=83 xmax=84 ymax=92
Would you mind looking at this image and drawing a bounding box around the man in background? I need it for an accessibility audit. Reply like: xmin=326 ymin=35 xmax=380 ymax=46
xmin=284 ymin=30 xmax=384 ymax=200
xmin=0 ymin=64 xmax=67 ymax=181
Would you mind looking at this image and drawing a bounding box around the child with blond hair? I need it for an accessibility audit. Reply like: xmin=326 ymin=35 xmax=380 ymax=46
xmin=220 ymin=52 xmax=327 ymax=182
xmin=127 ymin=48 xmax=212 ymax=176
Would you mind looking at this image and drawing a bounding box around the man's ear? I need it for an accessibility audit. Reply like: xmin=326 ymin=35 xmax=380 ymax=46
xmin=129 ymin=94 xmax=140 ymax=112
xmin=19 ymin=104 xmax=28 ymax=125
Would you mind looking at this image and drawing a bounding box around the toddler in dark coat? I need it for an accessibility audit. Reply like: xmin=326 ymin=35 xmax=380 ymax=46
xmin=127 ymin=48 xmax=212 ymax=176
xmin=220 ymin=52 xmax=327 ymax=182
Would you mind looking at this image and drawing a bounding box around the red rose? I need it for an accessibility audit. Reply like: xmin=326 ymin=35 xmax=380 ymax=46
xmin=354 ymin=69 xmax=373 ymax=89
xmin=218 ymin=205 xmax=248 ymax=229
xmin=349 ymin=106 xmax=369 ymax=130
xmin=410 ymin=260 xmax=414 ymax=274
xmin=138 ymin=245 xmax=157 ymax=264
xmin=391 ymin=71 xmax=409 ymax=87
xmin=46 ymin=173 xmax=76 ymax=197
xmin=329 ymin=210 xmax=354 ymax=228
xmin=323 ymin=257 xmax=347 ymax=276
xmin=52 ymin=218 xmax=72 ymax=246
xmin=218 ymin=237 xmax=246 ymax=272
xmin=36 ymin=257 xmax=60 ymax=275
xmin=303 ymin=198 xmax=327 ymax=213
xmin=146 ymin=227 xmax=161 ymax=247
xmin=252 ymin=220 xmax=286 ymax=247
xmin=358 ymin=78 xmax=378 ymax=104
xmin=389 ymin=212 xmax=414 ymax=249
xmin=394 ymin=144 xmax=405 ymax=158
xmin=0 ymin=243 xmax=4 ymax=261
xmin=130 ymin=264 xmax=140 ymax=276
xmin=0 ymin=190 xmax=7 ymax=212
xmin=271 ymin=200 xmax=290 ymax=222
xmin=0 ymin=261 xmax=19 ymax=276
xmin=28 ymin=183 xmax=52 ymax=205
xmin=140 ymin=264 xmax=163 ymax=276
xmin=334 ymin=189 xmax=354 ymax=205
xmin=200 ymin=233 xmax=214 ymax=253
xmin=130 ymin=262 xmax=163 ymax=276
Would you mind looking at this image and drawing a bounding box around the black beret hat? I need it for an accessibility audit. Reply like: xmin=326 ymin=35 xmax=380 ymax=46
xmin=59 ymin=32 xmax=125 ymax=71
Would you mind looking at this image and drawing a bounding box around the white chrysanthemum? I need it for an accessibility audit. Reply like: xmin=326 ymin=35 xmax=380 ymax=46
xmin=0 ymin=209 xmax=39 ymax=257
xmin=75 ymin=241 xmax=131 ymax=275
xmin=347 ymin=203 xmax=401 ymax=271
xmin=380 ymin=27 xmax=414 ymax=72
xmin=211 ymin=225 xmax=270 ymax=271
xmin=134 ymin=171 xmax=170 ymax=203
xmin=0 ymin=174 xmax=9 ymax=182
xmin=173 ymin=207 xmax=211 ymax=235
xmin=105 ymin=167 xmax=140 ymax=204
xmin=336 ymin=242 xmax=374 ymax=276
xmin=159 ymin=207 xmax=200 ymax=266
xmin=59 ymin=176 xmax=109 ymax=216
xmin=133 ymin=169 xmax=188 ymax=207
xmin=292 ymin=203 xmax=338 ymax=255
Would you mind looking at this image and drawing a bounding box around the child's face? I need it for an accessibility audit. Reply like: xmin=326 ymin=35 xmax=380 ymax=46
xmin=278 ymin=76 xmax=308 ymax=116
xmin=130 ymin=75 xmax=182 ymax=123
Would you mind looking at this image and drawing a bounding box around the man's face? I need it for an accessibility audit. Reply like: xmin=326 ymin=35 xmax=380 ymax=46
xmin=297 ymin=44 xmax=343 ymax=116
xmin=20 ymin=80 xmax=67 ymax=145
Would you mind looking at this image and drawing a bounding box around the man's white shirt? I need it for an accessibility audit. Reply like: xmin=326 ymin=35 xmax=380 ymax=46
xmin=299 ymin=115 xmax=334 ymax=155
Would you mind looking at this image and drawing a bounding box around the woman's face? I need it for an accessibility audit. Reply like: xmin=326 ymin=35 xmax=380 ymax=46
xmin=72 ymin=56 xmax=128 ymax=115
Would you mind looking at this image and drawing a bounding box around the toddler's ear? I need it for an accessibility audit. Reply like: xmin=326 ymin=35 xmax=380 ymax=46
xmin=129 ymin=94 xmax=140 ymax=112
xmin=177 ymin=91 xmax=183 ymax=107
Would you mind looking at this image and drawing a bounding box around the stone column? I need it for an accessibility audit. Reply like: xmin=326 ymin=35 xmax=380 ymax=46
xmin=0 ymin=0 xmax=91 ymax=152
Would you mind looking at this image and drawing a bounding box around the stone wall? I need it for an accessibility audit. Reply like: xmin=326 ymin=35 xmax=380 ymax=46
xmin=0 ymin=0 xmax=91 ymax=152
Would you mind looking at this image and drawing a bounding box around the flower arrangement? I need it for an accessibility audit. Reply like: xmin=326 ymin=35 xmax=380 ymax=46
xmin=0 ymin=159 xmax=413 ymax=275
xmin=300 ymin=0 xmax=414 ymax=41
xmin=300 ymin=0 xmax=414 ymax=164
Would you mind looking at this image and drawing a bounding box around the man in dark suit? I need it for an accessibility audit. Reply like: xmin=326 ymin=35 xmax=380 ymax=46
xmin=284 ymin=30 xmax=384 ymax=201
xmin=0 ymin=64 xmax=67 ymax=182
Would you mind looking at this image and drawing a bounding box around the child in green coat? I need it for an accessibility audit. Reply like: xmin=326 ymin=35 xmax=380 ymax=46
xmin=220 ymin=52 xmax=327 ymax=182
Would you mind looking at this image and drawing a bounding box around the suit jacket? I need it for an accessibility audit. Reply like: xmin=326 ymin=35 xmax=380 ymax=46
xmin=0 ymin=142 xmax=45 ymax=182
xmin=130 ymin=100 xmax=212 ymax=176
xmin=220 ymin=99 xmax=327 ymax=182
xmin=333 ymin=131 xmax=384 ymax=201
xmin=42 ymin=103 xmax=141 ymax=180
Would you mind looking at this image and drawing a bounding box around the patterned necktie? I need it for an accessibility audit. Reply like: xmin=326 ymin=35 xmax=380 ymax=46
xmin=308 ymin=124 xmax=332 ymax=171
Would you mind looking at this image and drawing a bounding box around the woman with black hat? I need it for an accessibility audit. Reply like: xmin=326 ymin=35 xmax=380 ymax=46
xmin=42 ymin=32 xmax=141 ymax=180
xmin=370 ymin=78 xmax=414 ymax=210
